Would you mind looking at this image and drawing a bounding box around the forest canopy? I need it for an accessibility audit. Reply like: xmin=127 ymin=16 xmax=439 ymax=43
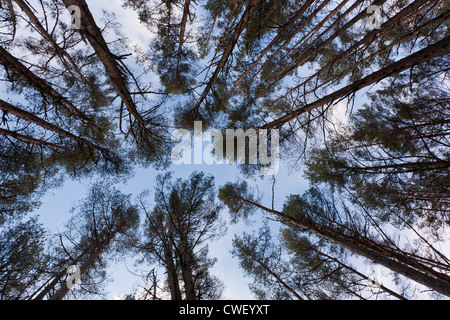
xmin=0 ymin=0 xmax=449 ymax=300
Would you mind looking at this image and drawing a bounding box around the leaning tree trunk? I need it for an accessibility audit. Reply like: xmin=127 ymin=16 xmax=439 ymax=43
xmin=61 ymin=0 xmax=151 ymax=144
xmin=273 ymin=0 xmax=433 ymax=83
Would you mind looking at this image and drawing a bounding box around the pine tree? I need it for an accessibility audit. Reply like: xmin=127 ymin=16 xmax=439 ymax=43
xmin=233 ymin=223 xmax=408 ymax=299
xmin=304 ymin=60 xmax=450 ymax=231
xmin=0 ymin=217 xmax=48 ymax=300
xmin=219 ymin=181 xmax=450 ymax=297
xmin=32 ymin=182 xmax=139 ymax=300
xmin=139 ymin=171 xmax=225 ymax=300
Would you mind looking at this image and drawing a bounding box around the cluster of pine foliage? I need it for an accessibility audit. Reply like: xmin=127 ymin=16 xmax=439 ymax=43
xmin=0 ymin=0 xmax=449 ymax=299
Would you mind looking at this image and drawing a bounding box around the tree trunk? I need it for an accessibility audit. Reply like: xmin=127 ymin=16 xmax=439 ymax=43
xmin=281 ymin=0 xmax=432 ymax=79
xmin=229 ymin=0 xmax=316 ymax=92
xmin=164 ymin=219 xmax=182 ymax=300
xmin=61 ymin=0 xmax=151 ymax=144
xmin=178 ymin=237 xmax=196 ymax=300
xmin=32 ymin=270 xmax=68 ymax=300
xmin=175 ymin=0 xmax=190 ymax=79
xmin=278 ymin=7 xmax=450 ymax=104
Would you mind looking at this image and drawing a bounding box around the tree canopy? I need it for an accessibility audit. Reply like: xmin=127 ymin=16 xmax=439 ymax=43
xmin=0 ymin=0 xmax=449 ymax=300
